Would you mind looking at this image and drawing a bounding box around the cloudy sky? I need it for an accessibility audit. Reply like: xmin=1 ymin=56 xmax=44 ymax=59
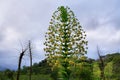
xmin=0 ymin=0 xmax=120 ymax=70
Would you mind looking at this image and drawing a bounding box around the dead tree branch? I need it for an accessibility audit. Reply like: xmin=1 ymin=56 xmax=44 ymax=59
xmin=28 ymin=40 xmax=32 ymax=80
xmin=97 ymin=46 xmax=105 ymax=80
xmin=16 ymin=48 xmax=27 ymax=80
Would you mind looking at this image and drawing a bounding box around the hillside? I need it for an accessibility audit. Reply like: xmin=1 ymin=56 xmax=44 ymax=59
xmin=0 ymin=52 xmax=120 ymax=80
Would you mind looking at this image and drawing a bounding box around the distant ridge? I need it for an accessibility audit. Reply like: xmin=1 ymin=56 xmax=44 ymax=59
xmin=0 ymin=66 xmax=7 ymax=71
xmin=0 ymin=64 xmax=16 ymax=71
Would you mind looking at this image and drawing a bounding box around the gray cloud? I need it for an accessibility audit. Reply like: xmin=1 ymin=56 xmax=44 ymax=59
xmin=0 ymin=33 xmax=4 ymax=41
xmin=70 ymin=0 xmax=120 ymax=30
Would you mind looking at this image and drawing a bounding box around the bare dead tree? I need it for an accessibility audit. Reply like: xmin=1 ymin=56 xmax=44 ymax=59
xmin=97 ymin=46 xmax=105 ymax=80
xmin=16 ymin=48 xmax=27 ymax=80
xmin=28 ymin=40 xmax=32 ymax=80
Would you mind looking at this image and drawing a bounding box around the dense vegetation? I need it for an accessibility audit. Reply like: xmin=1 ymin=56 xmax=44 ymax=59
xmin=0 ymin=53 xmax=120 ymax=80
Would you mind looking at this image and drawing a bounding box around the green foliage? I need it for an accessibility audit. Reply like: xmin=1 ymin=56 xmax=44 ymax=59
xmin=70 ymin=62 xmax=93 ymax=80
xmin=0 ymin=69 xmax=15 ymax=80
xmin=92 ymin=53 xmax=120 ymax=80
xmin=103 ymin=53 xmax=120 ymax=79
xmin=105 ymin=53 xmax=120 ymax=63
xmin=50 ymin=67 xmax=58 ymax=80
xmin=0 ymin=72 xmax=7 ymax=80
xmin=0 ymin=52 xmax=120 ymax=80
xmin=59 ymin=6 xmax=68 ymax=22
xmin=44 ymin=6 xmax=87 ymax=80
xmin=93 ymin=62 xmax=100 ymax=80
xmin=104 ymin=62 xmax=113 ymax=80
xmin=112 ymin=55 xmax=120 ymax=80
xmin=21 ymin=59 xmax=51 ymax=75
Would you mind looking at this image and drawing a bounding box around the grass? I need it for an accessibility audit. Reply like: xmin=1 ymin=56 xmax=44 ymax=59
xmin=20 ymin=74 xmax=53 ymax=80
xmin=0 ymin=73 xmax=53 ymax=80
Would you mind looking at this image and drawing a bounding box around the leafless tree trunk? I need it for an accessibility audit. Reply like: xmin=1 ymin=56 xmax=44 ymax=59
xmin=16 ymin=48 xmax=27 ymax=80
xmin=28 ymin=40 xmax=32 ymax=80
xmin=97 ymin=46 xmax=105 ymax=80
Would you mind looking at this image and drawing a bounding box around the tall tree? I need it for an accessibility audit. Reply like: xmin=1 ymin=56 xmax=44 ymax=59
xmin=44 ymin=6 xmax=88 ymax=80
